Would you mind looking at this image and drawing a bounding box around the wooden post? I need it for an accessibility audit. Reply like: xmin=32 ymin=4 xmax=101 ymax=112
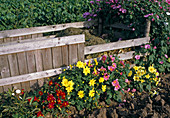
xmin=98 ymin=18 xmax=103 ymax=36
xmin=144 ymin=19 xmax=151 ymax=37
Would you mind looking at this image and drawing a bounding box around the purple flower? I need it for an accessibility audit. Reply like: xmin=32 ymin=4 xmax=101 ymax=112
xmin=88 ymin=18 xmax=92 ymax=21
xmin=135 ymin=55 xmax=140 ymax=60
xmin=145 ymin=44 xmax=151 ymax=49
xmin=122 ymin=9 xmax=127 ymax=13
xmin=83 ymin=12 xmax=90 ymax=18
xmin=90 ymin=1 xmax=94 ymax=4
xmin=159 ymin=61 xmax=163 ymax=64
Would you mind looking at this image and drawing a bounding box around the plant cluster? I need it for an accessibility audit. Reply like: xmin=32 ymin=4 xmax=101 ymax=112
xmin=84 ymin=0 xmax=170 ymax=73
xmin=0 ymin=0 xmax=92 ymax=31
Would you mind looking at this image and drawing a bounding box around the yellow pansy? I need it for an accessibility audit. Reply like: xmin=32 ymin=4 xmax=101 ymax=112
xmin=102 ymin=85 xmax=106 ymax=92
xmin=78 ymin=90 xmax=84 ymax=98
xmin=148 ymin=65 xmax=155 ymax=73
xmin=136 ymin=71 xmax=142 ymax=77
xmin=99 ymin=77 xmax=104 ymax=83
xmin=133 ymin=66 xmax=138 ymax=71
xmin=66 ymin=86 xmax=74 ymax=93
xmin=67 ymin=80 xmax=74 ymax=87
xmin=83 ymin=66 xmax=90 ymax=75
xmin=140 ymin=79 xmax=145 ymax=83
xmin=89 ymin=79 xmax=96 ymax=86
xmin=94 ymin=58 xmax=98 ymax=65
xmin=89 ymin=89 xmax=95 ymax=97
xmin=69 ymin=64 xmax=73 ymax=70
xmin=76 ymin=61 xmax=84 ymax=68
xmin=155 ymin=72 xmax=159 ymax=76
xmin=128 ymin=71 xmax=132 ymax=77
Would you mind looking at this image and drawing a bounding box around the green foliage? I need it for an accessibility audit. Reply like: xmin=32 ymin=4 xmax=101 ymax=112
xmin=0 ymin=0 xmax=92 ymax=31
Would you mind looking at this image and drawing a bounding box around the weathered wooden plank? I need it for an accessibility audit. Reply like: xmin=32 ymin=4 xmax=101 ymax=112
xmin=0 ymin=86 xmax=3 ymax=93
xmin=0 ymin=67 xmax=67 ymax=86
xmin=77 ymin=43 xmax=84 ymax=62
xmin=8 ymin=54 xmax=19 ymax=76
xmin=37 ymin=33 xmax=43 ymax=37
xmin=26 ymin=51 xmax=37 ymax=90
xmin=0 ymin=38 xmax=3 ymax=44
xmin=0 ymin=55 xmax=11 ymax=79
xmin=25 ymin=35 xmax=32 ymax=40
xmin=117 ymin=51 xmax=135 ymax=60
xmin=10 ymin=37 xmax=18 ymax=42
xmin=17 ymin=52 xmax=30 ymax=92
xmin=41 ymin=48 xmax=53 ymax=70
xmin=85 ymin=37 xmax=150 ymax=55
xmin=31 ymin=34 xmax=38 ymax=39
xmin=3 ymin=38 xmax=11 ymax=43
xmin=0 ymin=34 xmax=85 ymax=55
xmin=0 ymin=21 xmax=96 ymax=38
xmin=52 ymin=47 xmax=62 ymax=68
xmin=62 ymin=46 xmax=69 ymax=66
xmin=69 ymin=44 xmax=78 ymax=65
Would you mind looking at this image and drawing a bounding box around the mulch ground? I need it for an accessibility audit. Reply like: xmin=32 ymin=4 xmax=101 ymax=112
xmin=65 ymin=73 xmax=170 ymax=118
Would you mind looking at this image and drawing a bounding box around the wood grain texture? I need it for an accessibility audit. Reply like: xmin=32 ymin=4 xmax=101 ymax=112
xmin=52 ymin=47 xmax=62 ymax=68
xmin=8 ymin=53 xmax=19 ymax=76
xmin=0 ymin=67 xmax=68 ymax=86
xmin=69 ymin=44 xmax=78 ymax=65
xmin=0 ymin=34 xmax=85 ymax=56
xmin=61 ymin=46 xmax=69 ymax=66
xmin=0 ymin=21 xmax=96 ymax=38
xmin=77 ymin=43 xmax=84 ymax=62
xmin=85 ymin=37 xmax=150 ymax=55
xmin=0 ymin=86 xmax=3 ymax=93
xmin=26 ymin=51 xmax=37 ymax=90
xmin=41 ymin=48 xmax=53 ymax=70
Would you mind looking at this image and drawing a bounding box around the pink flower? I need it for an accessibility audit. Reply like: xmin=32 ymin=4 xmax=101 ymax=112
xmin=125 ymin=79 xmax=129 ymax=83
xmin=127 ymin=88 xmax=130 ymax=92
xmin=114 ymin=84 xmax=121 ymax=91
xmin=112 ymin=63 xmax=117 ymax=68
xmin=135 ymin=55 xmax=140 ymax=60
xmin=152 ymin=18 xmax=154 ymax=21
xmin=99 ymin=66 xmax=106 ymax=71
xmin=165 ymin=54 xmax=168 ymax=58
xmin=153 ymin=46 xmax=157 ymax=49
xmin=112 ymin=79 xmax=119 ymax=86
xmin=120 ymin=60 xmax=125 ymax=66
xmin=109 ymin=55 xmax=115 ymax=62
xmin=102 ymin=55 xmax=107 ymax=62
xmin=120 ymin=72 xmax=123 ymax=75
xmin=159 ymin=61 xmax=163 ymax=64
xmin=123 ymin=99 xmax=126 ymax=102
xmin=108 ymin=66 xmax=115 ymax=72
xmin=132 ymin=88 xmax=136 ymax=93
xmin=132 ymin=28 xmax=135 ymax=31
xmin=145 ymin=44 xmax=151 ymax=49
xmin=104 ymin=73 xmax=110 ymax=81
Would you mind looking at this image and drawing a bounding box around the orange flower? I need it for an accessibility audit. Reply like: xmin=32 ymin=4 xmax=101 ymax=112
xmin=49 ymin=80 xmax=53 ymax=86
xmin=39 ymin=91 xmax=43 ymax=96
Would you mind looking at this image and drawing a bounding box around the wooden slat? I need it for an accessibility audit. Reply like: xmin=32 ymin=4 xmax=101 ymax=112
xmin=34 ymin=50 xmax=44 ymax=87
xmin=17 ymin=52 xmax=30 ymax=92
xmin=26 ymin=51 xmax=37 ymax=90
xmin=52 ymin=47 xmax=62 ymax=68
xmin=10 ymin=37 xmax=18 ymax=42
xmin=0 ymin=34 xmax=85 ymax=55
xmin=41 ymin=48 xmax=53 ymax=70
xmin=0 ymin=55 xmax=11 ymax=92
xmin=85 ymin=37 xmax=150 ymax=55
xmin=117 ymin=51 xmax=135 ymax=60
xmin=0 ymin=38 xmax=3 ymax=44
xmin=69 ymin=44 xmax=78 ymax=65
xmin=3 ymin=38 xmax=11 ymax=43
xmin=25 ymin=35 xmax=32 ymax=40
xmin=0 ymin=67 xmax=67 ymax=86
xmin=37 ymin=33 xmax=43 ymax=37
xmin=62 ymin=46 xmax=69 ymax=66
xmin=0 ymin=21 xmax=96 ymax=39
xmin=77 ymin=43 xmax=84 ymax=62
xmin=0 ymin=86 xmax=3 ymax=93
xmin=31 ymin=34 xmax=38 ymax=39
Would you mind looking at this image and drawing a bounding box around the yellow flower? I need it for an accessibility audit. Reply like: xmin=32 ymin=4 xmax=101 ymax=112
xmin=153 ymin=77 xmax=158 ymax=82
xmin=88 ymin=60 xmax=91 ymax=67
xmin=61 ymin=79 xmax=69 ymax=87
xmin=89 ymin=79 xmax=96 ymax=86
xmin=69 ymin=64 xmax=73 ymax=70
xmin=148 ymin=65 xmax=155 ymax=73
xmin=155 ymin=72 xmax=159 ymax=76
xmin=94 ymin=58 xmax=98 ymax=65
xmin=133 ymin=76 xmax=140 ymax=81
xmin=76 ymin=61 xmax=84 ymax=68
xmin=89 ymin=89 xmax=95 ymax=97
xmin=140 ymin=70 xmax=145 ymax=76
xmin=63 ymin=76 xmax=66 ymax=79
xmin=128 ymin=71 xmax=132 ymax=77
xmin=136 ymin=71 xmax=142 ymax=77
xmin=83 ymin=66 xmax=90 ymax=75
xmin=102 ymin=85 xmax=106 ymax=92
xmin=99 ymin=77 xmax=104 ymax=83
xmin=67 ymin=80 xmax=74 ymax=87
xmin=58 ymin=77 xmax=61 ymax=79
xmin=133 ymin=66 xmax=138 ymax=71
xmin=145 ymin=74 xmax=150 ymax=79
xmin=66 ymin=86 xmax=74 ymax=93
xmin=78 ymin=90 xmax=84 ymax=98
xmin=140 ymin=79 xmax=145 ymax=83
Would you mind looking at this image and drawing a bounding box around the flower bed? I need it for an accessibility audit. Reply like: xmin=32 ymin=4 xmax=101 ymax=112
xmin=0 ymin=55 xmax=163 ymax=117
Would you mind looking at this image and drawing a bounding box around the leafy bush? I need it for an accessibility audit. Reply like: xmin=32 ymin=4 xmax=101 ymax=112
xmin=0 ymin=0 xmax=92 ymax=31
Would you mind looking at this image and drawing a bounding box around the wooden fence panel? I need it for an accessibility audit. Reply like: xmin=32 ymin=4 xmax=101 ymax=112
xmin=69 ymin=44 xmax=78 ymax=65
xmin=78 ymin=43 xmax=84 ymax=62
xmin=62 ymin=46 xmax=69 ymax=66
xmin=52 ymin=47 xmax=62 ymax=68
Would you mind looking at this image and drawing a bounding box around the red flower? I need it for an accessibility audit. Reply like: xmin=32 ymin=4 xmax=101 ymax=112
xmin=47 ymin=94 xmax=55 ymax=101
xmin=27 ymin=98 xmax=32 ymax=103
xmin=61 ymin=92 xmax=66 ymax=100
xmin=55 ymin=82 xmax=61 ymax=88
xmin=62 ymin=101 xmax=69 ymax=107
xmin=37 ymin=111 xmax=44 ymax=117
xmin=34 ymin=96 xmax=40 ymax=102
xmin=57 ymin=98 xmax=62 ymax=104
xmin=47 ymin=103 xmax=54 ymax=109
xmin=49 ymin=80 xmax=53 ymax=86
xmin=21 ymin=89 xmax=24 ymax=95
xmin=39 ymin=91 xmax=43 ymax=96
